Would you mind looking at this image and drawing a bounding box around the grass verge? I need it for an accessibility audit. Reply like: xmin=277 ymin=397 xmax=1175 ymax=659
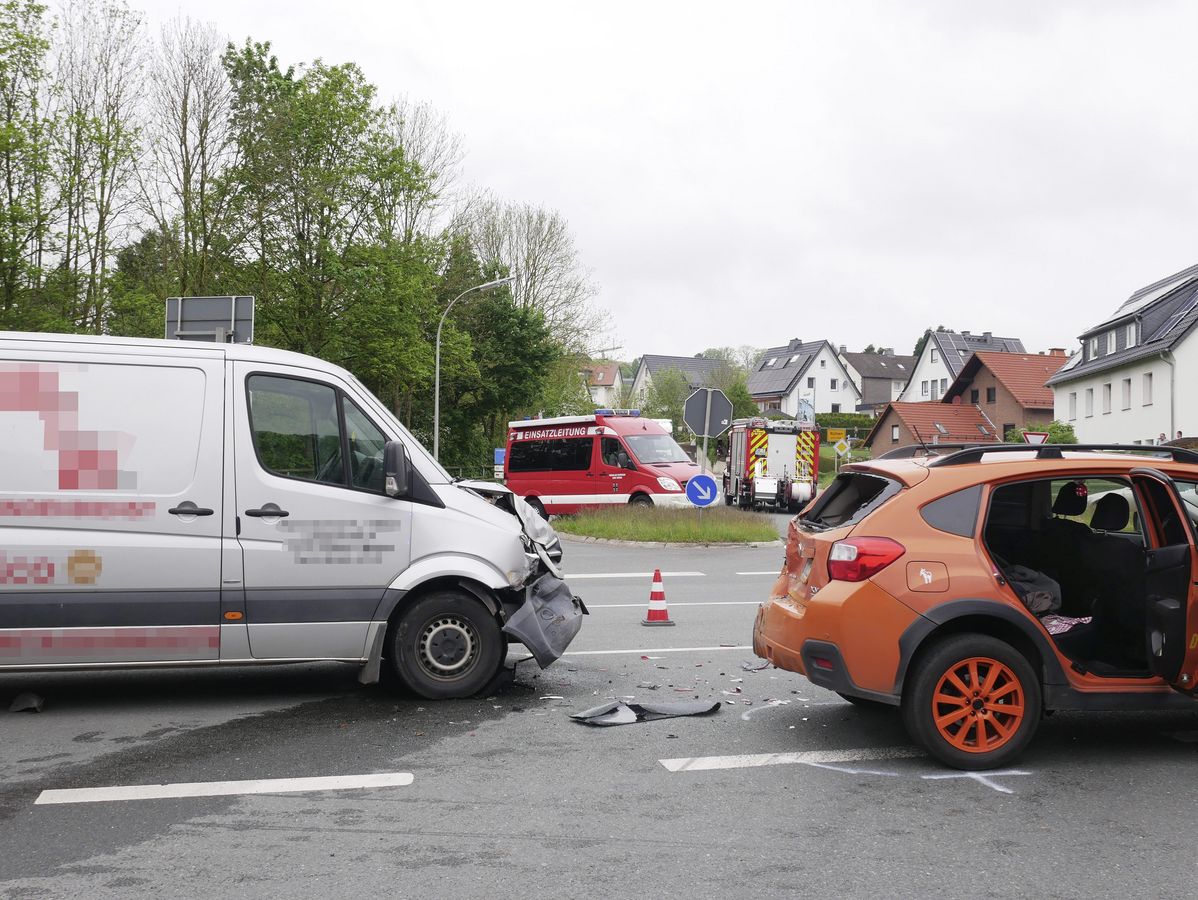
xmin=552 ymin=505 xmax=780 ymax=543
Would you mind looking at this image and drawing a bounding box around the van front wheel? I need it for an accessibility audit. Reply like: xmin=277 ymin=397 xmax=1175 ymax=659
xmin=629 ymin=494 xmax=653 ymax=508
xmin=902 ymin=633 xmax=1041 ymax=770
xmin=391 ymin=591 xmax=503 ymax=699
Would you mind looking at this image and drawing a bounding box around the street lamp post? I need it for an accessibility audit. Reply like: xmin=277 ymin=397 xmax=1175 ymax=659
xmin=433 ymin=275 xmax=517 ymax=461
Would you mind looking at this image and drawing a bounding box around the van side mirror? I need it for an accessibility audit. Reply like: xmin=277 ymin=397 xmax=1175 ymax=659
xmin=384 ymin=441 xmax=409 ymax=498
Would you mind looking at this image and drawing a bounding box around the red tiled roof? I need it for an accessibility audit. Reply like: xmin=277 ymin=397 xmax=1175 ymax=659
xmin=585 ymin=362 xmax=621 ymax=387
xmin=965 ymin=351 xmax=1064 ymax=408
xmin=865 ymin=402 xmax=999 ymax=447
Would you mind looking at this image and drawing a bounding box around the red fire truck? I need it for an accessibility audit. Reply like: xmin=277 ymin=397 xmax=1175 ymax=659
xmin=722 ymin=417 xmax=819 ymax=512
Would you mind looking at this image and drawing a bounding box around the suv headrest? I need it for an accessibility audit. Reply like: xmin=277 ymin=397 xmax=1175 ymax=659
xmin=1090 ymin=493 xmax=1130 ymax=532
xmin=1052 ymin=481 xmax=1088 ymax=517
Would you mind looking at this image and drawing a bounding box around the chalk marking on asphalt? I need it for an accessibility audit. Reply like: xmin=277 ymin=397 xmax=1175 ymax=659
xmin=34 ymin=773 xmax=415 ymax=805
xmin=740 ymin=699 xmax=791 ymax=721
xmin=565 ymin=645 xmax=752 ymax=656
xmin=920 ymin=770 xmax=1031 ymax=795
xmin=735 ymin=571 xmax=781 ymax=576
xmin=567 ymin=572 xmax=705 ymax=580
xmin=802 ymin=761 xmax=901 ymax=777
xmin=585 ymin=601 xmax=760 ymax=609
xmin=660 ymin=746 xmax=924 ymax=772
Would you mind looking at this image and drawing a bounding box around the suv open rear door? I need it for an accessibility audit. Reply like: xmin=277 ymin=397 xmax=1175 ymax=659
xmin=1131 ymin=468 xmax=1198 ymax=690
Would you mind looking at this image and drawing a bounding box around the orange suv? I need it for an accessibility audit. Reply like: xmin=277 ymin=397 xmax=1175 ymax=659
xmin=753 ymin=444 xmax=1198 ymax=769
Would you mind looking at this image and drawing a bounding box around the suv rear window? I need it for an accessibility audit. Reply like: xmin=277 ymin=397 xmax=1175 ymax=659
xmin=801 ymin=472 xmax=901 ymax=530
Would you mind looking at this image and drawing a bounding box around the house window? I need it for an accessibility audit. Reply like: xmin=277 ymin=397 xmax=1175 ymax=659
xmin=830 ymin=378 xmax=838 ymax=391
xmin=930 ymin=349 xmax=938 ymax=363
xmin=893 ymin=380 xmax=903 ymax=392
xmin=1121 ymin=378 xmax=1131 ymax=410
xmin=1085 ymin=388 xmax=1094 ymax=417
xmin=940 ymin=378 xmax=947 ymax=395
xmin=1126 ymin=323 xmax=1136 ymax=348
xmin=1107 ymin=330 xmax=1117 ymax=354
xmin=1002 ymin=423 xmax=1015 ymax=437
xmin=921 ymin=380 xmax=929 ymax=397
xmin=891 ymin=425 xmax=900 ymax=443
xmin=1102 ymin=382 xmax=1111 ymax=414
xmin=788 ymin=354 xmax=800 ymax=365
xmin=970 ymin=388 xmax=979 ymax=404
xmin=807 ymin=377 xmax=815 ymax=389
xmin=831 ymin=403 xmax=840 ymax=413
xmin=1068 ymin=392 xmax=1077 ymax=420
xmin=764 ymin=358 xmax=777 ymax=367
xmin=1089 ymin=336 xmax=1099 ymax=359
xmin=986 ymin=387 xmax=996 ymax=403
xmin=1143 ymin=372 xmax=1153 ymax=405
xmin=820 ymin=359 xmax=826 ymax=368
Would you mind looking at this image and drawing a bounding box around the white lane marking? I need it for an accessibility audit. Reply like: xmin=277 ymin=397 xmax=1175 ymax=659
xmin=567 ymin=571 xmax=705 ymax=579
xmin=735 ymin=571 xmax=781 ymax=576
xmin=585 ymin=601 xmax=760 ymax=608
xmin=565 ymin=645 xmax=752 ymax=656
xmin=660 ymin=746 xmax=924 ymax=772
xmin=921 ymin=770 xmax=1031 ymax=795
xmin=35 ymin=772 xmax=414 ymax=805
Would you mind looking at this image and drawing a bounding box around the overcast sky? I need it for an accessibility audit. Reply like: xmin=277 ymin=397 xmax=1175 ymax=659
xmin=141 ymin=0 xmax=1198 ymax=362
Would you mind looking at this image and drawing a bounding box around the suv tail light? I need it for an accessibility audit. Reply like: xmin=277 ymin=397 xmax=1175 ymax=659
xmin=827 ymin=537 xmax=905 ymax=582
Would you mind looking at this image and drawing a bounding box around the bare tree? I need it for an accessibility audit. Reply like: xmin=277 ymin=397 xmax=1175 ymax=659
xmin=54 ymin=0 xmax=145 ymax=331
xmin=139 ymin=16 xmax=234 ymax=296
xmin=371 ymin=96 xmax=462 ymax=246
xmin=466 ymin=197 xmax=606 ymax=352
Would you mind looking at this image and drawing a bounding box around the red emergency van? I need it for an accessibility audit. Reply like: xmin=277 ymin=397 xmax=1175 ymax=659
xmin=504 ymin=410 xmax=700 ymax=516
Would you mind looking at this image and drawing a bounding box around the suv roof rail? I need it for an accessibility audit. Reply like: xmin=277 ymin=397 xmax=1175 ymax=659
xmin=875 ymin=443 xmax=991 ymax=460
xmin=926 ymin=443 xmax=1198 ymax=467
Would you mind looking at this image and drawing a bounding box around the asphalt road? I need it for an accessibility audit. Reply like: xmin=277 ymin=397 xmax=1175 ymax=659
xmin=1 ymin=522 xmax=1197 ymax=898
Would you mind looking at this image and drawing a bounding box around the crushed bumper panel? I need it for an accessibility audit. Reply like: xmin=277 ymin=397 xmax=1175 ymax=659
xmin=502 ymin=573 xmax=587 ymax=668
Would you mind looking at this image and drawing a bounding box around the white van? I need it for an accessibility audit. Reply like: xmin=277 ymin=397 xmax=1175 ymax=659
xmin=0 ymin=331 xmax=585 ymax=698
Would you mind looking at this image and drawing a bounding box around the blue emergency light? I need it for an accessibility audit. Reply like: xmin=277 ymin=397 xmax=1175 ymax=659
xmin=594 ymin=408 xmax=641 ymax=417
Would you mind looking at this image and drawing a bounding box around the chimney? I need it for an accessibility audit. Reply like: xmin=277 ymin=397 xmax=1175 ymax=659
xmin=788 ymin=338 xmax=802 ymax=350
xmin=961 ymin=330 xmax=971 ymax=337
xmin=881 ymin=347 xmax=893 ymax=356
xmin=1048 ymin=347 xmax=1066 ymax=357
xmin=838 ymin=344 xmax=847 ymax=354
xmin=983 ymin=331 xmax=992 ymax=340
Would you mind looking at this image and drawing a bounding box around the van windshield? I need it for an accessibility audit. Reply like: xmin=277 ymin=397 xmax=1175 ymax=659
xmin=625 ymin=434 xmax=692 ymax=465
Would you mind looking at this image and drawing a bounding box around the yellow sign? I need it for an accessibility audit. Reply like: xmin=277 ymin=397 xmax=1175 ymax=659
xmin=827 ymin=428 xmax=847 ymax=442
xmin=834 ymin=439 xmax=851 ymax=457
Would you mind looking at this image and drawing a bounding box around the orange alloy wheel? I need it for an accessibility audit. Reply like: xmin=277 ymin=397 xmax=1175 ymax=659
xmin=930 ymin=656 xmax=1025 ymax=754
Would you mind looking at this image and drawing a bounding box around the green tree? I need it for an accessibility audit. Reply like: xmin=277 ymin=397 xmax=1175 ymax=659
xmin=641 ymin=368 xmax=689 ymax=435
xmin=1003 ymin=421 xmax=1078 ymax=444
xmin=914 ymin=325 xmax=951 ymax=357
xmin=707 ymin=361 xmax=757 ymax=418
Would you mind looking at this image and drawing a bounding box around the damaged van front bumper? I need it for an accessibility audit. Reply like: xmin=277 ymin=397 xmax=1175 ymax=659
xmin=502 ymin=573 xmax=588 ymax=668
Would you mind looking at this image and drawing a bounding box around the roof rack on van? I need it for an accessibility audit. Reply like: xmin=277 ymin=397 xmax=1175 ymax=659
xmin=925 ymin=443 xmax=1198 ymax=467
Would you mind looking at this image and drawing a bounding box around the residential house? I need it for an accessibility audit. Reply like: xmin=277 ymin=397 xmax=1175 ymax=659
xmin=628 ymin=354 xmax=729 ymax=402
xmin=863 ymin=402 xmax=1000 ymax=450
xmin=898 ymin=331 xmax=1026 ymax=402
xmin=582 ymin=361 xmax=622 ymax=408
xmin=747 ymin=338 xmax=862 ymax=415
xmin=1047 ymin=263 xmax=1198 ymax=444
xmin=839 ymin=348 xmax=917 ymax=416
xmin=943 ymin=351 xmax=1066 ymax=439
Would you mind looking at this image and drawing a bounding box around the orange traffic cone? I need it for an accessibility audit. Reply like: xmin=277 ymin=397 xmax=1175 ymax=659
xmin=641 ymin=568 xmax=675 ymax=626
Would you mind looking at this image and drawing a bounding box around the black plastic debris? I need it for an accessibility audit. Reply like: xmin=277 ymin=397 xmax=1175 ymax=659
xmin=569 ymin=699 xmax=721 ymax=726
xmin=9 ymin=692 xmax=43 ymax=713
xmin=741 ymin=659 xmax=772 ymax=672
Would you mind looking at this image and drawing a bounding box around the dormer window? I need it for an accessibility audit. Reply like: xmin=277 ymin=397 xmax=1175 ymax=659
xmin=1089 ymin=336 xmax=1099 ymax=359
xmin=1126 ymin=323 xmax=1136 ymax=348
xmin=1107 ymin=329 xmax=1116 ymax=354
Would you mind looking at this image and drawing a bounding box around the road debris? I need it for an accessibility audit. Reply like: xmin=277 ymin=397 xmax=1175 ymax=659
xmin=9 ymin=692 xmax=43 ymax=713
xmin=741 ymin=660 xmax=771 ymax=672
xmin=570 ymin=699 xmax=721 ymax=726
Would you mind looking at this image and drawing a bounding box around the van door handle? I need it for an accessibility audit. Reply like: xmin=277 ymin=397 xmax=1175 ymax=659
xmin=168 ymin=501 xmax=215 ymax=517
xmin=244 ymin=503 xmax=290 ymax=518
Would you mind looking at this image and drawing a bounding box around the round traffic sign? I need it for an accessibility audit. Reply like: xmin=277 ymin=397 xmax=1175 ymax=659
xmin=685 ymin=473 xmax=719 ymax=507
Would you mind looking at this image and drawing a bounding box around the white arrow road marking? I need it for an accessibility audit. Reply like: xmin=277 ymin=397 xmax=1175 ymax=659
xmin=660 ymin=746 xmax=924 ymax=772
xmin=35 ymin=772 xmax=415 ymax=805
xmin=567 ymin=571 xmax=705 ymax=580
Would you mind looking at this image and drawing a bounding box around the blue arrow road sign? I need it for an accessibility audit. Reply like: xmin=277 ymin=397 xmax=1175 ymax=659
xmin=686 ymin=473 xmax=719 ymax=508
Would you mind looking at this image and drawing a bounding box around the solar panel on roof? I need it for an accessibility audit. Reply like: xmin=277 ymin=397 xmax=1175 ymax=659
xmin=1148 ymin=291 xmax=1198 ymax=342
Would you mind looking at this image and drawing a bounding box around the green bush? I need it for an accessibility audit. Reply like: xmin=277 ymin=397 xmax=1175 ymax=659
xmin=553 ymin=506 xmax=779 ymax=543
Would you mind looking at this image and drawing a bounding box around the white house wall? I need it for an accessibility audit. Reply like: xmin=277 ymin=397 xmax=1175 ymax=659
xmin=782 ymin=345 xmax=862 ymax=414
xmin=898 ymin=343 xmax=952 ymax=402
xmin=1053 ymin=356 xmax=1176 ymax=444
